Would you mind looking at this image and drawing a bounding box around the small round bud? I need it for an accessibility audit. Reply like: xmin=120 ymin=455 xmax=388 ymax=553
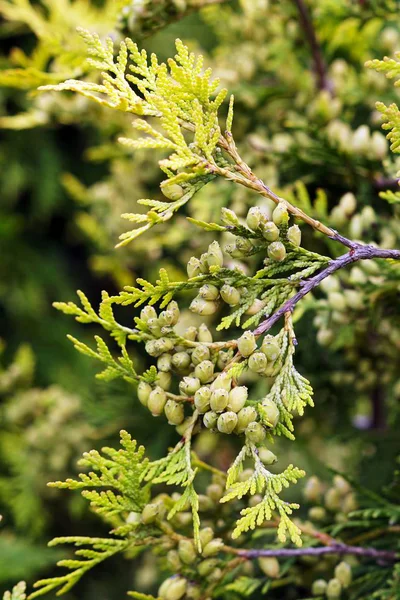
xmin=352 ymin=124 xmax=370 ymax=153
xmin=317 ymin=329 xmax=334 ymax=346
xmin=258 ymin=557 xmax=280 ymax=578
xmin=245 ymin=298 xmax=265 ymax=316
xmin=341 ymin=492 xmax=357 ymax=514
xmin=217 ymin=349 xmax=233 ymax=370
xmin=220 ymin=284 xmax=241 ymax=306
xmin=191 ymin=345 xmax=210 ymax=365
xmin=178 ymin=539 xmax=197 ymax=565
xmin=179 ymin=376 xmax=201 ymax=396
xmin=261 ymin=398 xmax=280 ymax=428
xmin=236 ymin=406 xmax=258 ymax=433
xmin=147 ymin=317 xmax=162 ymax=336
xmin=157 ymin=353 xmax=172 ymax=372
xmin=343 ymin=289 xmax=363 ymax=310
xmin=206 ymin=483 xmax=223 ymax=502
xmin=339 ymin=192 xmax=357 ymax=216
xmin=158 ymin=576 xmax=187 ymax=600
xmin=137 ymin=381 xmax=152 ymax=407
xmin=287 ymin=224 xmax=301 ymax=246
xmin=167 ymin=300 xmax=180 ymax=324
xmin=326 ymin=578 xmax=342 ymax=599
xmin=248 ymin=351 xmax=268 ymax=373
xmin=272 ymin=202 xmax=289 ymax=226
xmin=258 ymin=448 xmax=278 ymax=465
xmin=261 ymin=338 xmax=280 ymax=361
xmin=217 ymin=411 xmax=238 ymax=434
xmin=235 ymin=236 xmax=253 ymax=254
xmin=194 ymin=386 xmax=211 ymax=413
xmin=190 ymin=297 xmax=219 ymax=316
xmin=141 ymin=503 xmax=159 ymax=524
xmin=335 ymin=562 xmax=352 ymax=588
xmin=167 ymin=550 xmax=182 ymax=571
xmin=324 ymin=487 xmax=341 ymax=511
xmin=210 ymin=389 xmax=229 ymax=412
xmin=197 ymin=494 xmax=212 ymax=512
xmin=210 ymin=373 xmax=232 ymax=391
xmin=320 ymin=275 xmax=340 ymax=293
xmin=148 ymin=387 xmax=167 ymax=416
xmin=203 ymin=410 xmax=218 ymax=430
xmin=198 ymin=323 xmax=213 ymax=343
xmin=246 ymin=206 xmax=262 ymax=230
xmin=140 ymin=306 xmax=157 ymax=322
xmin=333 ymin=475 xmax=351 ymax=496
xmin=184 ymin=326 xmax=198 ymax=341
xmin=228 ymin=386 xmax=248 ymax=412
xmin=156 ymin=371 xmax=172 ymax=390
xmin=199 ymin=284 xmax=220 ymax=300
xmin=221 ymin=207 xmax=240 ymax=226
xmin=186 ymin=584 xmax=201 ymax=600
xmin=371 ymin=131 xmax=388 ymax=160
xmin=246 ymin=421 xmax=266 ymax=444
xmin=327 ymin=292 xmax=346 ymax=311
xmin=203 ymin=538 xmax=224 ymax=557
xmin=161 ymin=182 xmax=185 ymax=200
xmin=308 ymin=506 xmax=327 ymax=521
xmin=199 ymin=253 xmax=210 ymax=273
xmin=238 ymin=331 xmax=257 ymax=357
xmin=158 ymin=310 xmax=175 ymax=328
xmin=303 ymin=476 xmax=323 ymax=502
xmin=198 ymin=559 xmax=219 ymax=576
xmin=312 ymin=579 xmax=327 ymax=596
xmin=194 ymin=360 xmax=214 ymax=383
xmin=267 ymin=241 xmax=286 ymax=262
xmin=207 ymin=241 xmax=223 ymax=268
xmin=164 ymin=400 xmax=184 ymax=425
xmin=187 ymin=257 xmax=202 ymax=279
xmin=172 ymin=351 xmax=191 ymax=371
xmin=200 ymin=527 xmax=214 ymax=547
xmin=262 ymin=221 xmax=280 ymax=242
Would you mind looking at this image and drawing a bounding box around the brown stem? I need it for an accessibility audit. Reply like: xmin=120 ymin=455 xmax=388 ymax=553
xmin=230 ymin=543 xmax=397 ymax=562
xmin=292 ymin=0 xmax=332 ymax=93
xmin=254 ymin=243 xmax=400 ymax=336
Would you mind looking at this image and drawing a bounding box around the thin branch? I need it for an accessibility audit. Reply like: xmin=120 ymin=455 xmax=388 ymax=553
xmin=254 ymin=243 xmax=400 ymax=336
xmin=232 ymin=543 xmax=397 ymax=562
xmin=292 ymin=0 xmax=333 ymax=93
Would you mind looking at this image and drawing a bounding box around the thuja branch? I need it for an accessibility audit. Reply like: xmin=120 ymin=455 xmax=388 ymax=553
xmin=254 ymin=243 xmax=400 ymax=336
xmin=231 ymin=544 xmax=398 ymax=563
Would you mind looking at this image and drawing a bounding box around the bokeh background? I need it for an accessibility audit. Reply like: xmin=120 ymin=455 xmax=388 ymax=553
xmin=0 ymin=1 xmax=399 ymax=598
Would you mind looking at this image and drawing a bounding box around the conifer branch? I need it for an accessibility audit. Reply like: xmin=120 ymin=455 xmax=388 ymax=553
xmin=233 ymin=543 xmax=398 ymax=562
xmin=254 ymin=243 xmax=400 ymax=336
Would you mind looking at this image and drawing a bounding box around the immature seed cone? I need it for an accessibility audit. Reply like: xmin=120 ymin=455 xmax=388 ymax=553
xmin=198 ymin=558 xmax=219 ymax=576
xmin=303 ymin=475 xmax=323 ymax=502
xmin=206 ymin=483 xmax=223 ymax=502
xmin=172 ymin=351 xmax=191 ymax=371
xmin=217 ymin=411 xmax=238 ymax=434
xmin=194 ymin=387 xmax=211 ymax=413
xmin=190 ymin=297 xmax=219 ymax=316
xmin=221 ymin=207 xmax=240 ymax=226
xmin=220 ymin=284 xmax=241 ymax=306
xmin=178 ymin=539 xmax=197 ymax=565
xmin=267 ymin=241 xmax=286 ymax=262
xmin=141 ymin=503 xmax=159 ymax=524
xmin=207 ymin=241 xmax=224 ymax=268
xmin=245 ymin=421 xmax=266 ymax=444
xmin=326 ymin=578 xmax=342 ymax=599
xmin=272 ymin=202 xmax=289 ymax=225
xmin=308 ymin=506 xmax=327 ymax=521
xmin=258 ymin=557 xmax=280 ymax=578
xmin=179 ymin=376 xmax=201 ymax=396
xmin=194 ymin=360 xmax=214 ymax=383
xmin=246 ymin=206 xmax=262 ymax=230
xmin=235 ymin=236 xmax=253 ymax=253
xmin=199 ymin=527 xmax=214 ymax=547
xmin=261 ymin=338 xmax=280 ymax=361
xmin=287 ymin=224 xmax=301 ymax=246
xmin=137 ymin=381 xmax=152 ymax=407
xmin=187 ymin=257 xmax=202 ymax=278
xmin=199 ymin=284 xmax=220 ymax=301
xmin=140 ymin=305 xmax=157 ymax=322
xmin=238 ymin=331 xmax=257 ymax=357
xmin=248 ymin=351 xmax=268 ymax=373
xmin=167 ymin=550 xmax=182 ymax=571
xmin=236 ymin=406 xmax=258 ymax=433
xmin=161 ymin=182 xmax=185 ymax=200
xmin=164 ymin=400 xmax=184 ymax=425
xmin=158 ymin=309 xmax=175 ymax=328
xmin=156 ymin=371 xmax=171 ymax=391
xmin=228 ymin=386 xmax=248 ymax=412
xmin=262 ymin=221 xmax=280 ymax=242
xmin=210 ymin=373 xmax=232 ymax=391
xmin=334 ymin=562 xmax=352 ymax=588
xmin=191 ymin=345 xmax=210 ymax=365
xmin=203 ymin=538 xmax=224 ymax=557
xmin=261 ymin=398 xmax=280 ymax=427
xmin=312 ymin=579 xmax=327 ymax=596
xmin=203 ymin=410 xmax=218 ymax=429
xmin=198 ymin=323 xmax=213 ymax=343
xmin=258 ymin=448 xmax=278 ymax=465
xmin=148 ymin=387 xmax=167 ymax=416
xmin=324 ymin=487 xmax=341 ymax=511
xmin=210 ymin=389 xmax=229 ymax=412
xmin=158 ymin=576 xmax=187 ymax=600
xmin=157 ymin=353 xmax=172 ymax=372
